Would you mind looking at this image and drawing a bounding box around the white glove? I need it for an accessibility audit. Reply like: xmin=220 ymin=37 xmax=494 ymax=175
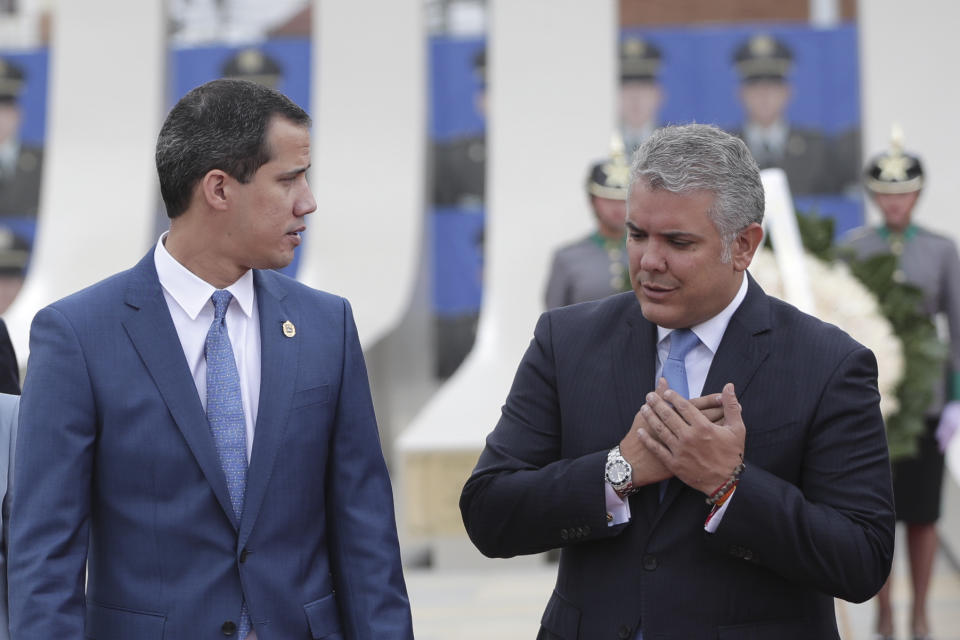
xmin=936 ymin=401 xmax=960 ymax=453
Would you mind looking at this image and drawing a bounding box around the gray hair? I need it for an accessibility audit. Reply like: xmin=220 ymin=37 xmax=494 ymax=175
xmin=629 ymin=124 xmax=764 ymax=262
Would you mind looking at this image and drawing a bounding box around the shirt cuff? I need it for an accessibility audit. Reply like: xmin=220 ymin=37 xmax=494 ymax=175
xmin=704 ymin=488 xmax=736 ymax=533
xmin=605 ymin=481 xmax=631 ymax=526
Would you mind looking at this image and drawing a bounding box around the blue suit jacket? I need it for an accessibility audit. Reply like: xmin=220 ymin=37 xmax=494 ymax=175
xmin=0 ymin=393 xmax=18 ymax=640
xmin=9 ymin=252 xmax=413 ymax=639
xmin=461 ymin=276 xmax=895 ymax=639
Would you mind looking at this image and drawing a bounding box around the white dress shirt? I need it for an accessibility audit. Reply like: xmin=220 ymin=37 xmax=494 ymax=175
xmin=154 ymin=234 xmax=261 ymax=462
xmin=153 ymin=234 xmax=261 ymax=637
xmin=606 ymin=275 xmax=749 ymax=531
xmin=744 ymin=120 xmax=789 ymax=163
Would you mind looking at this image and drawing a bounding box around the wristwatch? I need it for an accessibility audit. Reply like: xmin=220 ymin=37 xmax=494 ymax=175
xmin=605 ymin=446 xmax=636 ymax=499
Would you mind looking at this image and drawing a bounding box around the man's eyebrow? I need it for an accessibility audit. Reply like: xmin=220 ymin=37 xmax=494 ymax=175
xmin=279 ymin=164 xmax=311 ymax=178
xmin=625 ymin=221 xmax=699 ymax=239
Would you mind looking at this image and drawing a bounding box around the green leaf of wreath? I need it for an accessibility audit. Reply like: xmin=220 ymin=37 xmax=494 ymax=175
xmin=782 ymin=211 xmax=947 ymax=461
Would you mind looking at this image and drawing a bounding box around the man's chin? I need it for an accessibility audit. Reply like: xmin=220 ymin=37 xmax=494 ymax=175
xmin=249 ymin=254 xmax=295 ymax=272
xmin=638 ymin=299 xmax=683 ymax=329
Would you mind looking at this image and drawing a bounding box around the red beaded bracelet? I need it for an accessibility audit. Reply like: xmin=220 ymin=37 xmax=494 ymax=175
xmin=705 ymin=456 xmax=745 ymax=506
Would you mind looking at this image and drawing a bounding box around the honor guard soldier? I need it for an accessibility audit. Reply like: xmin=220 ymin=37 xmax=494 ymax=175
xmin=545 ymin=139 xmax=631 ymax=309
xmin=729 ymin=33 xmax=834 ymax=196
xmin=221 ymin=48 xmax=284 ymax=90
xmin=619 ymin=37 xmax=664 ymax=155
xmin=432 ymin=47 xmax=487 ymax=379
xmin=431 ymin=47 xmax=487 ymax=209
xmin=0 ymin=57 xmax=43 ymax=218
xmin=842 ymin=129 xmax=960 ymax=640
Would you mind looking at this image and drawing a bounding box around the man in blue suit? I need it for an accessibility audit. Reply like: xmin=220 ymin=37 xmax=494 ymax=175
xmin=461 ymin=124 xmax=894 ymax=639
xmin=9 ymin=79 xmax=413 ymax=639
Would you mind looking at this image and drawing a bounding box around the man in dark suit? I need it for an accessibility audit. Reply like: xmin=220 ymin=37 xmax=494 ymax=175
xmin=10 ymin=79 xmax=413 ymax=639
xmin=460 ymin=124 xmax=894 ymax=639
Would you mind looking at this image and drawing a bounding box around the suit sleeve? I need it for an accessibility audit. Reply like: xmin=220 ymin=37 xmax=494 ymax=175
xmin=0 ymin=320 xmax=20 ymax=395
xmin=8 ymin=307 xmax=95 ymax=637
xmin=460 ymin=312 xmax=625 ymax=558
xmin=0 ymin=395 xmax=17 ymax=640
xmin=325 ymin=299 xmax=413 ymax=640
xmin=544 ymin=252 xmax=569 ymax=310
xmin=707 ymin=345 xmax=895 ymax=603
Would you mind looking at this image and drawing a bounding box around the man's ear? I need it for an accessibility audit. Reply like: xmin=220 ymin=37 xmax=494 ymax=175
xmin=199 ymin=169 xmax=229 ymax=211
xmin=731 ymin=223 xmax=764 ymax=272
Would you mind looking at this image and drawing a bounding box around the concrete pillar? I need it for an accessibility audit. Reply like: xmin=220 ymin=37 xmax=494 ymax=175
xmin=399 ymin=0 xmax=617 ymax=565
xmin=6 ymin=0 xmax=165 ymax=362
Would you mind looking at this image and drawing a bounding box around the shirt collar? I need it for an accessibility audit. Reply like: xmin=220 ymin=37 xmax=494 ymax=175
xmin=657 ymin=274 xmax=749 ymax=353
xmin=878 ymin=224 xmax=917 ymax=241
xmin=744 ymin=120 xmax=788 ymax=149
xmin=154 ymin=232 xmax=255 ymax=320
xmin=0 ymin=139 xmax=19 ymax=172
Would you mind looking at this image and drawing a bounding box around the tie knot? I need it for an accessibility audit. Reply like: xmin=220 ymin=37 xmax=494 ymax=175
xmin=667 ymin=328 xmax=699 ymax=361
xmin=211 ymin=290 xmax=233 ymax=322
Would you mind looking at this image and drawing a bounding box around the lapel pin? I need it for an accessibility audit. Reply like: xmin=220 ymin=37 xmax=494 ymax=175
xmin=282 ymin=320 xmax=296 ymax=338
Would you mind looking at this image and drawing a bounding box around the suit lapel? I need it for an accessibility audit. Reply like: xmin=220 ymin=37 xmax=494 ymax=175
xmin=239 ymin=271 xmax=298 ymax=547
xmin=121 ymin=253 xmax=239 ymax=528
xmin=700 ymin=274 xmax=771 ymax=398
xmin=655 ymin=274 xmax=771 ymax=514
xmin=610 ymin=300 xmax=661 ymax=519
xmin=611 ymin=301 xmax=657 ymax=439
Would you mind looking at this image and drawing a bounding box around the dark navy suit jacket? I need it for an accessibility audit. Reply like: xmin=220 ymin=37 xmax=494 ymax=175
xmin=461 ymin=276 xmax=894 ymax=640
xmin=9 ymin=251 xmax=413 ymax=639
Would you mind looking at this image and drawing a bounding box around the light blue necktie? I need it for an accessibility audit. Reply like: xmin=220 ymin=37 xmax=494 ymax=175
xmin=205 ymin=290 xmax=251 ymax=638
xmin=638 ymin=328 xmax=700 ymax=640
xmin=658 ymin=328 xmax=700 ymax=502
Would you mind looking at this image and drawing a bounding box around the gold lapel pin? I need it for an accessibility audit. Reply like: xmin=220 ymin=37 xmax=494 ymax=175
xmin=282 ymin=320 xmax=296 ymax=338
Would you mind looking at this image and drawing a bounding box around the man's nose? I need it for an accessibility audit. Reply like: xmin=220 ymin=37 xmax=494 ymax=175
xmin=296 ymin=185 xmax=317 ymax=217
xmin=638 ymin=243 xmax=666 ymax=272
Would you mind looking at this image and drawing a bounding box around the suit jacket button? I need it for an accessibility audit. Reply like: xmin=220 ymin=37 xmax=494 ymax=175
xmin=239 ymin=548 xmax=249 ymax=563
xmin=742 ymin=549 xmax=754 ymax=561
xmin=560 ymin=528 xmax=569 ymax=540
xmin=642 ymin=554 xmax=658 ymax=571
xmin=221 ymin=620 xmax=237 ymax=635
xmin=618 ymin=624 xmax=631 ymax=638
xmin=583 ymin=524 xmax=591 ymax=536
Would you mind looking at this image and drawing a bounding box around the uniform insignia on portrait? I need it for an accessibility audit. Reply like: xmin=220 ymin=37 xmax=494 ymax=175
xmin=18 ymin=150 xmax=38 ymax=172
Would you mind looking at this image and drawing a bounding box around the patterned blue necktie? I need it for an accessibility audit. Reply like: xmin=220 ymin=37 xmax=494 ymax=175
xmin=205 ymin=290 xmax=251 ymax=638
xmin=658 ymin=328 xmax=700 ymax=501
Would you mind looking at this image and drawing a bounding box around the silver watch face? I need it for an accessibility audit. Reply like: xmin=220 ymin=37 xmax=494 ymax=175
xmin=605 ymin=459 xmax=630 ymax=485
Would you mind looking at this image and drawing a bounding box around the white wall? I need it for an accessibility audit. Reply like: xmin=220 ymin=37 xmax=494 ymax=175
xmin=298 ymin=0 xmax=426 ymax=348
xmin=858 ymin=0 xmax=960 ymax=235
xmin=399 ymin=0 xmax=616 ymax=461
xmin=5 ymin=0 xmax=165 ymax=361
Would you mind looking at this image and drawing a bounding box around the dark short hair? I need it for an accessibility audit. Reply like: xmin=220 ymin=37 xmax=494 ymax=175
xmin=156 ymin=78 xmax=311 ymax=218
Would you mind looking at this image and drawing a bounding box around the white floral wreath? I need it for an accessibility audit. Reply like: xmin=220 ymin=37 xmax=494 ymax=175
xmin=749 ymin=249 xmax=904 ymax=418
